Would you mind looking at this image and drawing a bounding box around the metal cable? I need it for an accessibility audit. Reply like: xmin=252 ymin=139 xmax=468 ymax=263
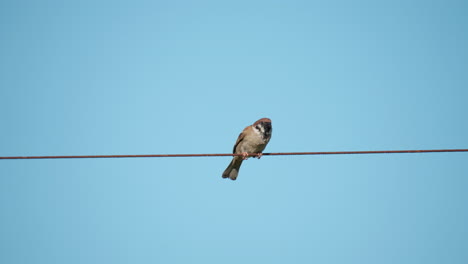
xmin=1 ymin=149 xmax=467 ymax=160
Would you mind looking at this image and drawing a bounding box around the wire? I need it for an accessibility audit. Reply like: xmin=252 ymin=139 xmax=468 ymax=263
xmin=0 ymin=149 xmax=467 ymax=160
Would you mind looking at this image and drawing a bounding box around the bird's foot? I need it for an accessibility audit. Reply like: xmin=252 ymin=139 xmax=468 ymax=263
xmin=256 ymin=153 xmax=263 ymax=159
xmin=241 ymin=152 xmax=249 ymax=160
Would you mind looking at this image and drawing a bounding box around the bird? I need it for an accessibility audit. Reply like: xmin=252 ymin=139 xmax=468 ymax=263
xmin=222 ymin=118 xmax=272 ymax=180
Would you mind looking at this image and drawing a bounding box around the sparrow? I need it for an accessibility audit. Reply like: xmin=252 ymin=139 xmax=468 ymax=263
xmin=222 ymin=118 xmax=272 ymax=180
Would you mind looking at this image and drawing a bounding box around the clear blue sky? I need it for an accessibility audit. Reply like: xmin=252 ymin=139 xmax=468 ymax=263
xmin=1 ymin=0 xmax=467 ymax=263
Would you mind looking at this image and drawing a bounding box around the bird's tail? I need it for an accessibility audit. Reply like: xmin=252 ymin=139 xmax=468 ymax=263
xmin=222 ymin=157 xmax=243 ymax=180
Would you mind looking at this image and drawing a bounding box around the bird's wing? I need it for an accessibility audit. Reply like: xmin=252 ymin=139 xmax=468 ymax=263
xmin=232 ymin=126 xmax=249 ymax=153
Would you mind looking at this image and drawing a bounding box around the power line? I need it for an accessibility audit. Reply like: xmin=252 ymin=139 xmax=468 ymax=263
xmin=0 ymin=149 xmax=467 ymax=160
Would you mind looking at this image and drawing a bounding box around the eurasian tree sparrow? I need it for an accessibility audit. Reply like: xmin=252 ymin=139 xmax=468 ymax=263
xmin=222 ymin=118 xmax=272 ymax=180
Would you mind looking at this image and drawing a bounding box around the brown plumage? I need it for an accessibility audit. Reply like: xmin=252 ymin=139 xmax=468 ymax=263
xmin=222 ymin=118 xmax=272 ymax=180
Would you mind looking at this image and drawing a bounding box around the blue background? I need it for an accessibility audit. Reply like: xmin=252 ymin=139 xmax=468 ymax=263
xmin=1 ymin=0 xmax=467 ymax=263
